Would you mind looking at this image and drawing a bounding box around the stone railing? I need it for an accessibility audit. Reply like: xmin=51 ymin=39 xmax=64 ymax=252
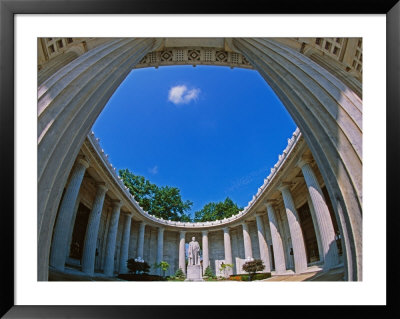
xmin=87 ymin=127 xmax=302 ymax=228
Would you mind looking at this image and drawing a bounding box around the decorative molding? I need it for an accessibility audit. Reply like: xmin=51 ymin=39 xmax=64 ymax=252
xmin=133 ymin=47 xmax=253 ymax=70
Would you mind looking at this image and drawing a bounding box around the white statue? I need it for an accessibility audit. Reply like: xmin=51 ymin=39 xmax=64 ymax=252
xmin=188 ymin=237 xmax=200 ymax=265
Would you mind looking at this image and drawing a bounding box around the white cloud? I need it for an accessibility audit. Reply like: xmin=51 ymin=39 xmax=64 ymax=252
xmin=168 ymin=85 xmax=200 ymax=105
xmin=148 ymin=165 xmax=158 ymax=175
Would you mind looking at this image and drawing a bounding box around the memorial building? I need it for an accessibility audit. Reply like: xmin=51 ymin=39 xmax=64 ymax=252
xmin=38 ymin=38 xmax=362 ymax=281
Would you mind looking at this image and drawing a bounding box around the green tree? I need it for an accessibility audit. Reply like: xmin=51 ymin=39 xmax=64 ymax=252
xmin=154 ymin=261 xmax=170 ymax=277
xmin=119 ymin=169 xmax=155 ymax=212
xmin=242 ymin=259 xmax=265 ymax=281
xmin=151 ymin=186 xmax=192 ymax=221
xmin=203 ymin=266 xmax=215 ymax=278
xmin=119 ymin=169 xmax=193 ymax=222
xmin=174 ymin=267 xmax=185 ymax=279
xmin=194 ymin=197 xmax=242 ymax=222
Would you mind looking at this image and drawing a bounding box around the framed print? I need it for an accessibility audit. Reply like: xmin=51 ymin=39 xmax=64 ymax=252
xmin=1 ymin=0 xmax=399 ymax=317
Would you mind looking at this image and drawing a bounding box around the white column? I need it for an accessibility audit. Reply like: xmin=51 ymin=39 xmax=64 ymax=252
xmin=276 ymin=208 xmax=294 ymax=270
xmin=266 ymin=203 xmax=287 ymax=274
xmin=118 ymin=213 xmax=132 ymax=274
xmin=81 ymin=182 xmax=108 ymax=276
xmin=66 ymin=195 xmax=81 ymax=259
xmin=202 ymin=230 xmax=209 ymax=274
xmin=103 ymin=200 xmax=122 ymax=276
xmin=156 ymin=227 xmax=165 ymax=275
xmin=307 ymin=193 xmax=324 ymax=262
xmin=136 ymin=221 xmax=146 ymax=259
xmin=279 ymin=184 xmax=308 ymax=273
xmin=263 ymin=214 xmax=275 ymax=270
xmin=223 ymin=227 xmax=233 ymax=275
xmin=298 ymin=159 xmax=339 ymax=269
xmin=241 ymin=222 xmax=253 ymax=259
xmin=256 ymin=214 xmax=271 ymax=272
xmin=49 ymin=157 xmax=89 ymax=271
xmin=179 ymin=231 xmax=186 ymax=274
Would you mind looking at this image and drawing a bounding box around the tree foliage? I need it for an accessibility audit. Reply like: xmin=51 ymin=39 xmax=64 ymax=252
xmin=174 ymin=268 xmax=185 ymax=279
xmin=155 ymin=261 xmax=170 ymax=272
xmin=204 ymin=266 xmax=214 ymax=278
xmin=242 ymin=259 xmax=265 ymax=280
xmin=119 ymin=169 xmax=193 ymax=222
xmin=194 ymin=197 xmax=243 ymax=222
xmin=155 ymin=261 xmax=170 ymax=277
xmin=119 ymin=169 xmax=243 ymax=223
xmin=127 ymin=259 xmax=150 ymax=274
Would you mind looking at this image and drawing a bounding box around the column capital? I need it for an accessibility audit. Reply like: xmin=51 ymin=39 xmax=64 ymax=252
xmin=179 ymin=230 xmax=186 ymax=235
xmin=158 ymin=226 xmax=165 ymax=233
xmin=223 ymin=227 xmax=230 ymax=233
xmin=255 ymin=212 xmax=266 ymax=218
xmin=111 ymin=200 xmax=123 ymax=209
xmin=96 ymin=182 xmax=108 ymax=193
xmin=121 ymin=211 xmax=132 ymax=218
xmin=277 ymin=182 xmax=293 ymax=192
xmin=76 ymin=155 xmax=90 ymax=168
xmin=265 ymin=199 xmax=277 ymax=208
xmin=202 ymin=230 xmax=209 ymax=235
xmin=296 ymin=154 xmax=313 ymax=169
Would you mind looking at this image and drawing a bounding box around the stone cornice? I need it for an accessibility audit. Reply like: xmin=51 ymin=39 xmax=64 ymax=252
xmin=84 ymin=127 xmax=302 ymax=231
xmin=133 ymin=47 xmax=253 ymax=70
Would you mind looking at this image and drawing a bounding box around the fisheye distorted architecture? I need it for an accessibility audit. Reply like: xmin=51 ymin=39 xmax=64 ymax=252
xmin=38 ymin=38 xmax=362 ymax=281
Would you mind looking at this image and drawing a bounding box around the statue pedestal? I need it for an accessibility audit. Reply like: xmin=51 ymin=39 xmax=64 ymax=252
xmin=186 ymin=264 xmax=203 ymax=281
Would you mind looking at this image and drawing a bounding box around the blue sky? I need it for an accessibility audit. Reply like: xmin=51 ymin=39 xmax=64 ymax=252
xmin=92 ymin=65 xmax=296 ymax=219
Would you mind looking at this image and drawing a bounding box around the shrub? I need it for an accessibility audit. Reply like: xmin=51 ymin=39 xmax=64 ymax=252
xmin=203 ymin=266 xmax=214 ymax=278
xmin=127 ymin=259 xmax=150 ymax=274
xmin=174 ymin=267 xmax=185 ymax=279
xmin=252 ymin=273 xmax=271 ymax=280
xmin=242 ymin=259 xmax=265 ymax=280
xmin=154 ymin=261 xmax=170 ymax=277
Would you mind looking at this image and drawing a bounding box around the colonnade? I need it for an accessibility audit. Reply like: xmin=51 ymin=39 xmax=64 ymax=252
xmin=49 ymin=148 xmax=340 ymax=278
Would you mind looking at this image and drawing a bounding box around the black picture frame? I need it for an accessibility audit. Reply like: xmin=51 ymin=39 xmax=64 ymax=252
xmin=1 ymin=0 xmax=398 ymax=317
